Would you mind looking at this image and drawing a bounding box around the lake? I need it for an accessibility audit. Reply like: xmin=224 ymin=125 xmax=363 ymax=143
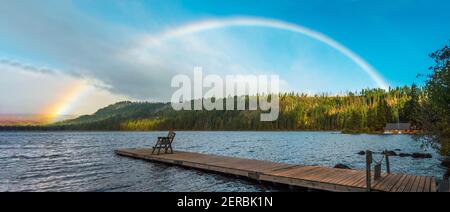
xmin=0 ymin=131 xmax=446 ymax=192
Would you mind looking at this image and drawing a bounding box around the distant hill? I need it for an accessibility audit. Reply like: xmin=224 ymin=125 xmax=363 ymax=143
xmin=51 ymin=101 xmax=171 ymax=130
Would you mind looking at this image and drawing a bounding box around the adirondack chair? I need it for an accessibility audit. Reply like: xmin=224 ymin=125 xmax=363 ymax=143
xmin=152 ymin=131 xmax=176 ymax=155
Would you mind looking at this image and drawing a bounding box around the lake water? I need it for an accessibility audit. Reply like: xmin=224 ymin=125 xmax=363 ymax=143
xmin=0 ymin=131 xmax=446 ymax=192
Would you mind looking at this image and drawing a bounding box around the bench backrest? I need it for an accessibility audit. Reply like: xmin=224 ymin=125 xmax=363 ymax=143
xmin=156 ymin=131 xmax=176 ymax=145
xmin=167 ymin=131 xmax=176 ymax=143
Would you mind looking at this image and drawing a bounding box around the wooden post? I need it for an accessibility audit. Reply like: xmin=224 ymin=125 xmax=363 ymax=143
xmin=385 ymin=154 xmax=391 ymax=174
xmin=374 ymin=163 xmax=382 ymax=180
xmin=366 ymin=150 xmax=372 ymax=192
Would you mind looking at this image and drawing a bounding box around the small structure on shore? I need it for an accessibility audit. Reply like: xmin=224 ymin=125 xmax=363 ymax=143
xmin=384 ymin=123 xmax=417 ymax=134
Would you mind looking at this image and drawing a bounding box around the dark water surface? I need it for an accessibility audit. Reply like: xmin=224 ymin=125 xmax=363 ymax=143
xmin=0 ymin=131 xmax=445 ymax=192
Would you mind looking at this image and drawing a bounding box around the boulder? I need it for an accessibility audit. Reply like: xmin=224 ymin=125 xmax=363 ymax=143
xmin=411 ymin=153 xmax=432 ymax=159
xmin=334 ymin=164 xmax=351 ymax=169
xmin=357 ymin=151 xmax=366 ymax=155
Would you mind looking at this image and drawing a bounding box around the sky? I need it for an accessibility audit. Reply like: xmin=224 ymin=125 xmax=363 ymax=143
xmin=0 ymin=0 xmax=449 ymax=118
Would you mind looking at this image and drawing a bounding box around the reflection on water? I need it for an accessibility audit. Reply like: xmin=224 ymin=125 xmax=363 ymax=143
xmin=0 ymin=131 xmax=445 ymax=192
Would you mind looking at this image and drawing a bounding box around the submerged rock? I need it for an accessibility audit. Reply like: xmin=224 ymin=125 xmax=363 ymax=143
xmin=399 ymin=153 xmax=412 ymax=157
xmin=382 ymin=150 xmax=398 ymax=156
xmin=411 ymin=153 xmax=432 ymax=159
xmin=357 ymin=151 xmax=366 ymax=155
xmin=334 ymin=164 xmax=351 ymax=169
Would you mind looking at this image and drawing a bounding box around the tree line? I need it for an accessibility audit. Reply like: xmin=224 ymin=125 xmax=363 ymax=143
xmin=33 ymin=86 xmax=419 ymax=133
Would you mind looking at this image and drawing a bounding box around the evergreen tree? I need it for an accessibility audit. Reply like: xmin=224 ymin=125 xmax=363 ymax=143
xmin=419 ymin=44 xmax=450 ymax=155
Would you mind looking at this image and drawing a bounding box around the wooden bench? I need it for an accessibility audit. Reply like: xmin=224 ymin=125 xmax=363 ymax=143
xmin=152 ymin=131 xmax=176 ymax=155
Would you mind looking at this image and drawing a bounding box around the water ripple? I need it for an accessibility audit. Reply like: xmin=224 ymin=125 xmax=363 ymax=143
xmin=0 ymin=131 xmax=446 ymax=192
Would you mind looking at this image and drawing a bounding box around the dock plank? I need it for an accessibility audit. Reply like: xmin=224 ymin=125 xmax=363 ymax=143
xmin=404 ymin=176 xmax=418 ymax=192
xmin=431 ymin=178 xmax=437 ymax=192
xmin=390 ymin=175 xmax=407 ymax=192
xmin=373 ymin=174 xmax=402 ymax=192
xmin=115 ymin=149 xmax=436 ymax=192
xmin=395 ymin=175 xmax=414 ymax=192
xmin=415 ymin=176 xmax=426 ymax=192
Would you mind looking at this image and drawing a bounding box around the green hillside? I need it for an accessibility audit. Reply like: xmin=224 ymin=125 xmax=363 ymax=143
xmin=51 ymin=101 xmax=170 ymax=130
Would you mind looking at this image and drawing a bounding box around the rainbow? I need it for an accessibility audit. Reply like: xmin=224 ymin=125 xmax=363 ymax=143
xmin=42 ymin=17 xmax=390 ymax=122
xmin=143 ymin=17 xmax=390 ymax=90
xmin=42 ymin=80 xmax=90 ymax=123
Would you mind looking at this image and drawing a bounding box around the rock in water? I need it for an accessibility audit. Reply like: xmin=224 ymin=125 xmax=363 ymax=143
xmin=382 ymin=150 xmax=398 ymax=156
xmin=334 ymin=164 xmax=351 ymax=169
xmin=411 ymin=153 xmax=432 ymax=159
xmin=399 ymin=153 xmax=412 ymax=157
xmin=357 ymin=151 xmax=366 ymax=155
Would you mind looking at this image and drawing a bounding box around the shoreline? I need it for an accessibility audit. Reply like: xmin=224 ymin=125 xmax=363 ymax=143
xmin=0 ymin=127 xmax=416 ymax=136
xmin=0 ymin=127 xmax=417 ymax=135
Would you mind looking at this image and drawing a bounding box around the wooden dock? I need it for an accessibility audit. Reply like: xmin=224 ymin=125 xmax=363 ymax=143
xmin=115 ymin=149 xmax=437 ymax=192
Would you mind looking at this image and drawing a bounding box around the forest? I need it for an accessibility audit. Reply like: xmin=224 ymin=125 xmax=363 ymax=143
xmin=26 ymin=86 xmax=419 ymax=133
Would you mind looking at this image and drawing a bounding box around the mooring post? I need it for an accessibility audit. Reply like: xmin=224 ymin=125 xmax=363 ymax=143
xmin=385 ymin=153 xmax=391 ymax=174
xmin=366 ymin=150 xmax=373 ymax=192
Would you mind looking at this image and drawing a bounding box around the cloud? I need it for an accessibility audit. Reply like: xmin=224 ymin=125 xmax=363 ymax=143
xmin=0 ymin=0 xmax=167 ymax=100
xmin=0 ymin=59 xmax=57 ymax=74
xmin=0 ymin=62 xmax=129 ymax=115
xmin=0 ymin=0 xmax=380 ymax=112
xmin=0 ymin=0 xmax=273 ymax=102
